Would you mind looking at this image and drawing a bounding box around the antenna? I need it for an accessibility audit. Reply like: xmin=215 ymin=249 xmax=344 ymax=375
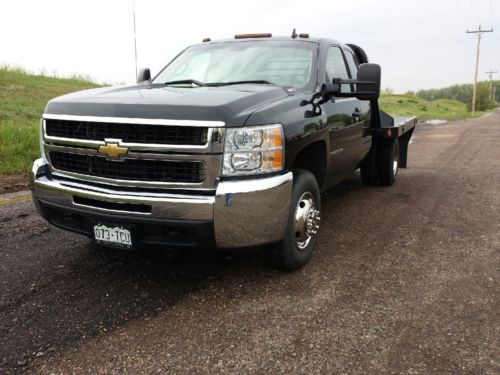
xmin=133 ymin=2 xmax=138 ymax=80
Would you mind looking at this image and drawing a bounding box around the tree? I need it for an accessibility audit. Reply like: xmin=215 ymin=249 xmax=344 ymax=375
xmin=417 ymin=81 xmax=498 ymax=112
xmin=466 ymin=83 xmax=496 ymax=111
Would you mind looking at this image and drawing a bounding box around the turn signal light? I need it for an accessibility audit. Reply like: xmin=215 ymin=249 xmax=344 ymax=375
xmin=272 ymin=151 xmax=283 ymax=169
xmin=273 ymin=128 xmax=283 ymax=147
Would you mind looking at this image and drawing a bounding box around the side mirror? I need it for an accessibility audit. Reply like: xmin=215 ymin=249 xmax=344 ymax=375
xmin=137 ymin=68 xmax=151 ymax=83
xmin=356 ymin=63 xmax=381 ymax=100
xmin=321 ymin=63 xmax=381 ymax=101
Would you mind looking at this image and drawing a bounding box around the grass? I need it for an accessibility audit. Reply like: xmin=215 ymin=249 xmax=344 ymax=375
xmin=379 ymin=94 xmax=489 ymax=121
xmin=0 ymin=66 xmax=102 ymax=175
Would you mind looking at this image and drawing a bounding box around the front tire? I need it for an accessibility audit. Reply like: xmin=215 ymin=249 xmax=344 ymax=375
xmin=276 ymin=169 xmax=321 ymax=271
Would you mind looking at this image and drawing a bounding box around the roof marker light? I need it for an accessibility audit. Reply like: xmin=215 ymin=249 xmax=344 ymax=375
xmin=234 ymin=33 xmax=272 ymax=39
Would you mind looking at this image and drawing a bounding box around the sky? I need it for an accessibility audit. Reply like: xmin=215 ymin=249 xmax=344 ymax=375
xmin=0 ymin=0 xmax=498 ymax=93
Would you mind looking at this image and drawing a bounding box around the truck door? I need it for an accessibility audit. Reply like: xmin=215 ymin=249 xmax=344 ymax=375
xmin=324 ymin=46 xmax=369 ymax=184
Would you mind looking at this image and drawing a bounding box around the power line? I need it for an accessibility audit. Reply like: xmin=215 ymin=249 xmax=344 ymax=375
xmin=466 ymin=25 xmax=494 ymax=113
xmin=473 ymin=0 xmax=481 ymax=19
xmin=469 ymin=0 xmax=478 ymax=24
xmin=489 ymin=0 xmax=497 ymax=61
xmin=455 ymin=0 xmax=468 ymax=27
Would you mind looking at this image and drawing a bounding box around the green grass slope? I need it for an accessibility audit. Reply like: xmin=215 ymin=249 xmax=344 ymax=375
xmin=379 ymin=94 xmax=488 ymax=121
xmin=0 ymin=67 xmax=102 ymax=175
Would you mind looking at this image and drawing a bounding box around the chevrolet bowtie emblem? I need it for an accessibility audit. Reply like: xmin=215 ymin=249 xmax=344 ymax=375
xmin=98 ymin=142 xmax=129 ymax=158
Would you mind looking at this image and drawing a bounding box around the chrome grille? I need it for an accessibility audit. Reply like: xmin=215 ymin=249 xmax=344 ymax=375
xmin=42 ymin=114 xmax=224 ymax=189
xmin=50 ymin=151 xmax=205 ymax=183
xmin=45 ymin=118 xmax=208 ymax=145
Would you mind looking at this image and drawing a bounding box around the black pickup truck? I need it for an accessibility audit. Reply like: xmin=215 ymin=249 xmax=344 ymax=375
xmin=30 ymin=33 xmax=416 ymax=270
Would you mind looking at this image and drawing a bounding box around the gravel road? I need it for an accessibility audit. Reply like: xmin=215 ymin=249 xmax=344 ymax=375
xmin=1 ymin=112 xmax=499 ymax=374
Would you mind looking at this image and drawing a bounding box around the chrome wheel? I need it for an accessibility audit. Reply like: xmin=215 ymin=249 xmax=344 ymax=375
xmin=293 ymin=192 xmax=320 ymax=249
xmin=392 ymin=141 xmax=400 ymax=176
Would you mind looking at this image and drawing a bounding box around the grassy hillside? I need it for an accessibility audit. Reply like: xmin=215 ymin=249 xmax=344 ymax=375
xmin=379 ymin=94 xmax=489 ymax=121
xmin=0 ymin=67 xmax=102 ymax=175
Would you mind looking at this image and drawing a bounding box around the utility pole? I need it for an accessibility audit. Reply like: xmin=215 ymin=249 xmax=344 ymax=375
xmin=486 ymin=69 xmax=497 ymax=100
xmin=466 ymin=25 xmax=493 ymax=113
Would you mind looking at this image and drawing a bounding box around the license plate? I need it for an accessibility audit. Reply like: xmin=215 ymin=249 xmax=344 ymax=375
xmin=93 ymin=223 xmax=132 ymax=248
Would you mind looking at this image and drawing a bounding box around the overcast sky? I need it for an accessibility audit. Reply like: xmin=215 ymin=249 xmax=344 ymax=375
xmin=0 ymin=0 xmax=498 ymax=92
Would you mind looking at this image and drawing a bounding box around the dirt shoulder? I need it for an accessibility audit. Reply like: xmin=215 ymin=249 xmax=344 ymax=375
xmin=0 ymin=174 xmax=29 ymax=194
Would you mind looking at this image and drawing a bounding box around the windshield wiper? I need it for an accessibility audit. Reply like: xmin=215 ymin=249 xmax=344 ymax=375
xmin=205 ymin=80 xmax=275 ymax=87
xmin=161 ymin=79 xmax=276 ymax=87
xmin=163 ymin=79 xmax=205 ymax=87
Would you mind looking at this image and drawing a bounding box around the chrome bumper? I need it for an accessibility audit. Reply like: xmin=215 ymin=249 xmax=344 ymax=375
xmin=30 ymin=158 xmax=292 ymax=248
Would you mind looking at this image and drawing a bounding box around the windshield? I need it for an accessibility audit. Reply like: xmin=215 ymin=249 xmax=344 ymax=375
xmin=152 ymin=41 xmax=316 ymax=89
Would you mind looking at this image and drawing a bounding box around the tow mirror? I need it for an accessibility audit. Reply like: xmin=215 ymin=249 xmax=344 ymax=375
xmin=137 ymin=68 xmax=151 ymax=83
xmin=356 ymin=63 xmax=381 ymax=100
xmin=322 ymin=63 xmax=381 ymax=101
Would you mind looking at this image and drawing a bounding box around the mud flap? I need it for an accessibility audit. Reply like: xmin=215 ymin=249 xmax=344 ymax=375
xmin=397 ymin=128 xmax=414 ymax=168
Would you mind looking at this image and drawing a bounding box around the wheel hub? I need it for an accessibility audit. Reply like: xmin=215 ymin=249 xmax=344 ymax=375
xmin=393 ymin=142 xmax=400 ymax=176
xmin=294 ymin=192 xmax=320 ymax=249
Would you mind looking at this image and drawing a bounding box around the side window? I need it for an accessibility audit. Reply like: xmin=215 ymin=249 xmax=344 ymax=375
xmin=325 ymin=46 xmax=351 ymax=93
xmin=345 ymin=50 xmax=358 ymax=79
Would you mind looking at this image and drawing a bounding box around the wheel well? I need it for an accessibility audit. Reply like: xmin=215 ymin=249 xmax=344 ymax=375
xmin=291 ymin=141 xmax=327 ymax=188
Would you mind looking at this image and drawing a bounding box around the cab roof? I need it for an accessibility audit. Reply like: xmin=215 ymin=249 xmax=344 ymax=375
xmin=198 ymin=35 xmax=343 ymax=47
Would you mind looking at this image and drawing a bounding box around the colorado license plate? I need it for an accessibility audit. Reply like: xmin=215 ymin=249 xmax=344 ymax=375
xmin=93 ymin=224 xmax=132 ymax=248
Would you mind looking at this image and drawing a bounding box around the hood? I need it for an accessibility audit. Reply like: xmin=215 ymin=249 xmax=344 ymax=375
xmin=44 ymin=84 xmax=290 ymax=127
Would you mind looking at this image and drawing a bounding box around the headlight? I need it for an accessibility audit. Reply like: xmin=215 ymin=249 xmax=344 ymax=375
xmin=223 ymin=124 xmax=284 ymax=176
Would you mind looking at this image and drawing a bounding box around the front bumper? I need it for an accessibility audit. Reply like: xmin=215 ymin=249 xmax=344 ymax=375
xmin=30 ymin=158 xmax=292 ymax=249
